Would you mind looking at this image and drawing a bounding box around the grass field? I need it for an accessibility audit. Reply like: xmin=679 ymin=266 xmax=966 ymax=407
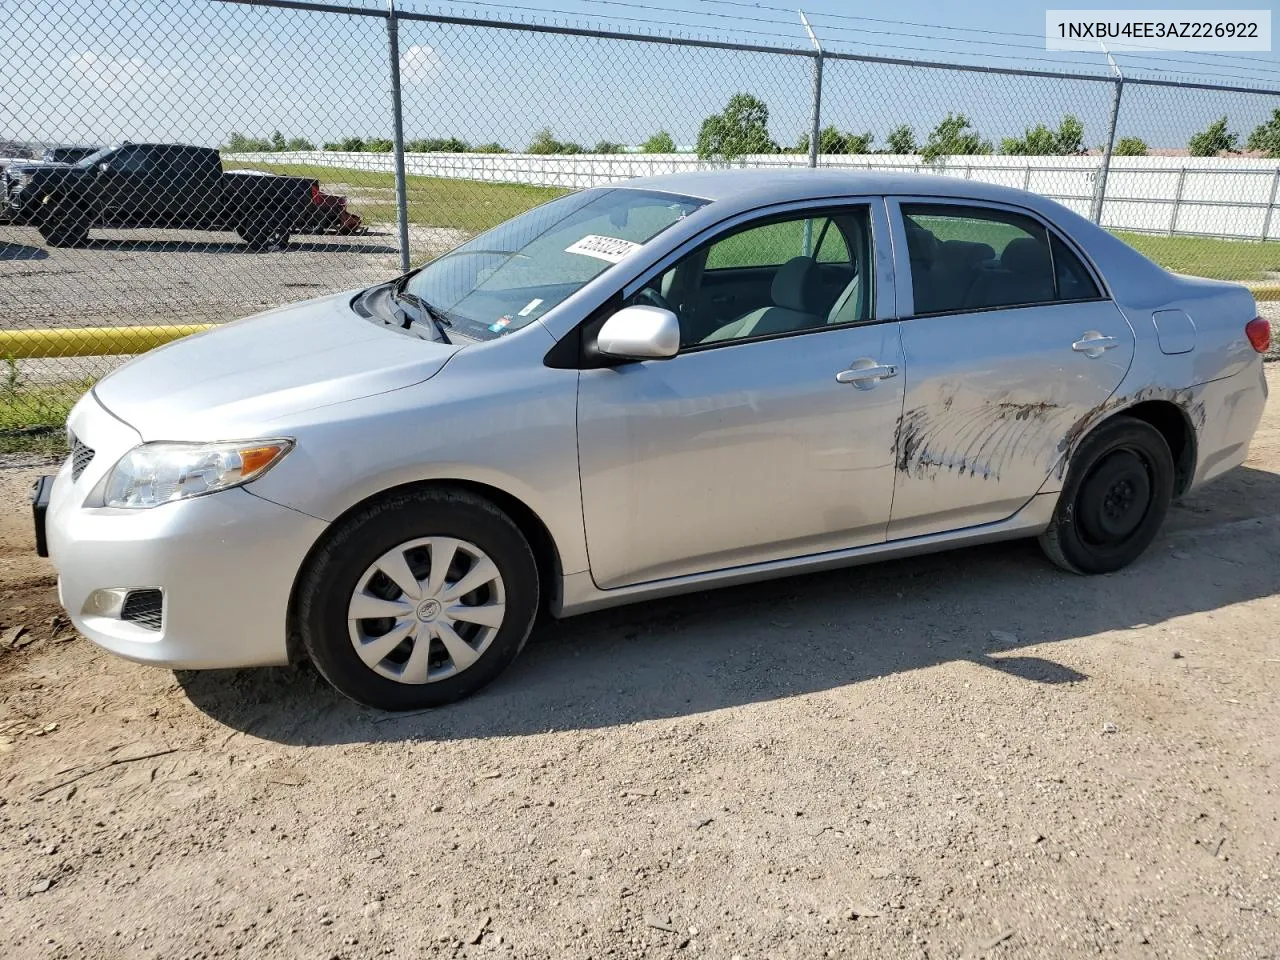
xmin=1114 ymin=232 xmax=1280 ymax=282
xmin=0 ymin=374 xmax=92 ymax=454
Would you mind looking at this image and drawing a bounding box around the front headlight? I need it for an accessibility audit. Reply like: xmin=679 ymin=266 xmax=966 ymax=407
xmin=103 ymin=439 xmax=293 ymax=509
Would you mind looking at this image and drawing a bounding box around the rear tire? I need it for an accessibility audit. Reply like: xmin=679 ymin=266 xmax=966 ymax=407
xmin=298 ymin=488 xmax=539 ymax=710
xmin=1039 ymin=415 xmax=1174 ymax=575
xmin=237 ymin=216 xmax=290 ymax=251
xmin=38 ymin=203 xmax=91 ymax=247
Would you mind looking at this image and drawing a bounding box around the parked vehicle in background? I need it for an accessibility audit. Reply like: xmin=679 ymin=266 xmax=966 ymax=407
xmin=41 ymin=145 xmax=101 ymax=164
xmin=2 ymin=142 xmax=349 ymax=249
xmin=34 ymin=169 xmax=1269 ymax=710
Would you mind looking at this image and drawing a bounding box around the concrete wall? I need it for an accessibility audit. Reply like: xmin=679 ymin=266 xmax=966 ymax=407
xmin=224 ymin=150 xmax=1280 ymax=241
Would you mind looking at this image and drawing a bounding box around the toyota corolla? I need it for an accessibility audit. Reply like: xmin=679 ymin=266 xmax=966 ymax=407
xmin=33 ymin=169 xmax=1269 ymax=710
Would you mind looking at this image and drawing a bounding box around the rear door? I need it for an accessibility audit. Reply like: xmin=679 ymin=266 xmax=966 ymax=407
xmin=885 ymin=197 xmax=1135 ymax=540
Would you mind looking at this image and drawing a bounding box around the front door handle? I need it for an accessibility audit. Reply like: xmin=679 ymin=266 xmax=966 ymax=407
xmin=1072 ymin=331 xmax=1120 ymax=358
xmin=836 ymin=361 xmax=898 ymax=387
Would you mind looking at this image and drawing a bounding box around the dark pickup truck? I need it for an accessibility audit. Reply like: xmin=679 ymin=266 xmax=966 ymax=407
xmin=2 ymin=142 xmax=342 ymax=250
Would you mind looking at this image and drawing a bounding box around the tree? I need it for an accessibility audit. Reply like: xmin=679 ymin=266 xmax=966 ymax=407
xmin=270 ymin=130 xmax=287 ymax=152
xmin=593 ymin=140 xmax=626 ymax=154
xmin=921 ymin=114 xmax=992 ymax=163
xmin=885 ymin=124 xmax=917 ymax=154
xmin=285 ymin=137 xmax=314 ymax=151
xmin=696 ymin=93 xmax=778 ymax=161
xmin=796 ymin=125 xmax=873 ymax=155
xmin=338 ymin=136 xmax=366 ymax=152
xmin=528 ymin=128 xmax=561 ymax=154
xmin=1247 ymin=109 xmax=1280 ymax=157
xmin=1188 ymin=116 xmax=1238 ymax=157
xmin=1001 ymin=115 xmax=1085 ymax=156
xmin=225 ymin=131 xmax=271 ymax=152
xmin=642 ymin=130 xmax=675 ymax=153
xmin=1113 ymin=136 xmax=1148 ymax=157
xmin=366 ymin=138 xmax=394 ymax=153
xmin=406 ymin=137 xmax=470 ymax=152
xmin=471 ymin=142 xmax=508 ymax=153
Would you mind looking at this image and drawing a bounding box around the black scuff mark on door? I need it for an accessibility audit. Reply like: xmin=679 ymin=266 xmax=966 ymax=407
xmin=895 ymin=397 xmax=1064 ymax=481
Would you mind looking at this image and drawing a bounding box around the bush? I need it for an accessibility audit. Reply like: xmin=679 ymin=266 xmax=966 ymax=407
xmin=641 ymin=130 xmax=675 ymax=153
xmin=921 ymin=114 xmax=992 ymax=162
xmin=885 ymin=125 xmax=917 ymax=154
xmin=1001 ymin=115 xmax=1085 ymax=156
xmin=1113 ymin=137 xmax=1148 ymax=157
xmin=697 ymin=93 xmax=778 ymax=161
xmin=471 ymin=142 xmax=508 ymax=153
xmin=1247 ymin=109 xmax=1280 ymax=158
xmin=1188 ymin=117 xmax=1238 ymax=157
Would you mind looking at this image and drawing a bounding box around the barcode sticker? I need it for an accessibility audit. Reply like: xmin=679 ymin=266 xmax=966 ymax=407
xmin=565 ymin=234 xmax=643 ymax=263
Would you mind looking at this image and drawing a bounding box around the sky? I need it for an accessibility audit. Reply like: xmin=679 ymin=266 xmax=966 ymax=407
xmin=3 ymin=0 xmax=1279 ymax=153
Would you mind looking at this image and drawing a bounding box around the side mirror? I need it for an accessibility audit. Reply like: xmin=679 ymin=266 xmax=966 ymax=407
xmin=596 ymin=305 xmax=680 ymax=361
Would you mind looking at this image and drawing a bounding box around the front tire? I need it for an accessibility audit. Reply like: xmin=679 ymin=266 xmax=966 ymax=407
xmin=298 ymin=488 xmax=539 ymax=710
xmin=38 ymin=203 xmax=91 ymax=247
xmin=1039 ymin=415 xmax=1174 ymax=575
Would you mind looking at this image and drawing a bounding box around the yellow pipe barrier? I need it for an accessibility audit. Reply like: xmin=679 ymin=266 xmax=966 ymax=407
xmin=0 ymin=324 xmax=215 ymax=359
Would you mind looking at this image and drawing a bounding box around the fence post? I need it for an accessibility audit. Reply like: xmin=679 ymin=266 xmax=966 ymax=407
xmin=1262 ymin=168 xmax=1280 ymax=241
xmin=1169 ymin=167 xmax=1187 ymax=235
xmin=1091 ymin=77 xmax=1123 ymax=224
xmin=385 ymin=0 xmax=411 ymax=274
xmin=800 ymin=10 xmax=822 ymax=170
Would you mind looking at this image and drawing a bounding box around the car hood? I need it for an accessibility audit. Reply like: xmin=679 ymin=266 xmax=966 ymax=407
xmin=93 ymin=291 xmax=461 ymax=439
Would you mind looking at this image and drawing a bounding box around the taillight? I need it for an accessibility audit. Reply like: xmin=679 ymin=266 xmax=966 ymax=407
xmin=1246 ymin=316 xmax=1270 ymax=353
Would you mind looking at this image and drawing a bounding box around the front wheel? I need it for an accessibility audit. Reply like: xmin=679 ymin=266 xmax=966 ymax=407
xmin=38 ymin=203 xmax=91 ymax=247
xmin=297 ymin=488 xmax=540 ymax=710
xmin=1039 ymin=415 xmax=1174 ymax=575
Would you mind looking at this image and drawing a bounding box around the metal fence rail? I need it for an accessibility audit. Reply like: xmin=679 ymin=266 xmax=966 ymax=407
xmin=2 ymin=0 xmax=1280 ymax=438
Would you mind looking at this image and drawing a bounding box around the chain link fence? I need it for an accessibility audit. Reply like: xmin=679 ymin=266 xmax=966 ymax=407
xmin=2 ymin=0 xmax=1280 ymax=444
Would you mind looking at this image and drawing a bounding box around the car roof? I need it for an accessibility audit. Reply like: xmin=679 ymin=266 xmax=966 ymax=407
xmin=616 ymin=167 xmax=1036 ymax=207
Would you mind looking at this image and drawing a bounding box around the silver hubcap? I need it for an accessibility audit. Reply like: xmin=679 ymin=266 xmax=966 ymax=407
xmin=347 ymin=537 xmax=506 ymax=684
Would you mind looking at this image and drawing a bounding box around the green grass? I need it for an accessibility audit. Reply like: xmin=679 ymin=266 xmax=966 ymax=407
xmin=225 ymin=161 xmax=567 ymax=234
xmin=0 ymin=368 xmax=91 ymax=454
xmin=1112 ymin=232 xmax=1280 ymax=283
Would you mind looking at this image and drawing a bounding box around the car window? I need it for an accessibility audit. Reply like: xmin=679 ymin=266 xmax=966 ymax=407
xmin=629 ymin=207 xmax=873 ymax=348
xmin=109 ymin=146 xmax=150 ymax=174
xmin=405 ymin=187 xmax=705 ymax=341
xmin=901 ymin=203 xmax=1095 ymax=316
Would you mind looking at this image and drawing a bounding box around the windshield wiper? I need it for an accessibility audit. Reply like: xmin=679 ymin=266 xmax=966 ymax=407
xmin=390 ymin=277 xmax=452 ymax=343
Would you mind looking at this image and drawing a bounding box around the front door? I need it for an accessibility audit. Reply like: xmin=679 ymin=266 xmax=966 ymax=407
xmin=577 ymin=203 xmax=906 ymax=589
xmin=885 ymin=198 xmax=1136 ymax=540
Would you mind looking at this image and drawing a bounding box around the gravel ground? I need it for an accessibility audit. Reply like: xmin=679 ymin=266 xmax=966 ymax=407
xmin=0 ymin=373 xmax=1279 ymax=960
xmin=0 ymin=223 xmax=465 ymax=330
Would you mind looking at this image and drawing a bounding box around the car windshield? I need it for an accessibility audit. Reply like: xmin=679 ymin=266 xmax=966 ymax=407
xmin=402 ymin=187 xmax=706 ymax=341
xmin=73 ymin=145 xmax=118 ymax=169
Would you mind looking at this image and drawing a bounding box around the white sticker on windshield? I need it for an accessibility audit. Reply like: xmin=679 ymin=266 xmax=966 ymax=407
xmin=565 ymin=234 xmax=642 ymax=263
xmin=518 ymin=298 xmax=544 ymax=317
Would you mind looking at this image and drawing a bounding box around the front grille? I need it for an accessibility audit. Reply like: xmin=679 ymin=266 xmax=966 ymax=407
xmin=120 ymin=589 xmax=163 ymax=631
xmin=70 ymin=434 xmax=94 ymax=481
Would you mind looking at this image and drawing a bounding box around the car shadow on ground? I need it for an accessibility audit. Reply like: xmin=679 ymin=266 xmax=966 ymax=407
xmin=178 ymin=466 xmax=1280 ymax=745
xmin=76 ymin=237 xmax=399 ymax=255
xmin=0 ymin=242 xmax=49 ymax=261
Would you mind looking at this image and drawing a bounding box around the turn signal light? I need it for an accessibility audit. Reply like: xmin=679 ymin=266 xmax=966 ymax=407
xmin=1246 ymin=316 xmax=1270 ymax=354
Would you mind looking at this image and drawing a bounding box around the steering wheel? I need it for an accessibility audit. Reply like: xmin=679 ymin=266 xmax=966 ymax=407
xmin=633 ymin=286 xmax=673 ymax=312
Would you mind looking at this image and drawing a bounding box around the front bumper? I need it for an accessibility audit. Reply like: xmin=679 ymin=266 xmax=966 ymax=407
xmin=45 ymin=394 xmax=329 ymax=669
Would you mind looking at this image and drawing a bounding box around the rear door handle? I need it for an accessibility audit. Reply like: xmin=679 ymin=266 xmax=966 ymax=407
xmin=1072 ymin=331 xmax=1120 ymax=358
xmin=836 ymin=361 xmax=898 ymax=387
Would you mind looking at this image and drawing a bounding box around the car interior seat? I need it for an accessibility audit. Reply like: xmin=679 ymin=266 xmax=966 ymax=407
xmin=700 ymin=255 xmax=823 ymax=343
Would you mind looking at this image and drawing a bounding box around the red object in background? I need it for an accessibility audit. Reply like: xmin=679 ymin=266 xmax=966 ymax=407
xmin=308 ymin=181 xmax=364 ymax=235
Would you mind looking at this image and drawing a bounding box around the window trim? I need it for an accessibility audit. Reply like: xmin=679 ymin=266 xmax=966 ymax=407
xmin=887 ymin=195 xmax=1111 ymax=320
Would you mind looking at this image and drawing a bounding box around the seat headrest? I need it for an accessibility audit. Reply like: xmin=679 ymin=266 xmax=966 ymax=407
xmin=771 ymin=256 xmax=818 ymax=313
xmin=905 ymin=225 xmax=937 ymax=267
xmin=1000 ymin=236 xmax=1051 ymax=277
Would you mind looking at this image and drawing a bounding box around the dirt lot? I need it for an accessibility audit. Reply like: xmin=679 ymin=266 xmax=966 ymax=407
xmin=2 ymin=373 xmax=1280 ymax=960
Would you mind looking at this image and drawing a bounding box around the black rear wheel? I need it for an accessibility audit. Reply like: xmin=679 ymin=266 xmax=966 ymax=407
xmin=1040 ymin=415 xmax=1174 ymax=575
xmin=237 ymin=216 xmax=291 ymax=251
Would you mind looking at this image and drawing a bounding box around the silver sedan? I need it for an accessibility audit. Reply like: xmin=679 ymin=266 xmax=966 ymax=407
xmin=36 ymin=170 xmax=1269 ymax=710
